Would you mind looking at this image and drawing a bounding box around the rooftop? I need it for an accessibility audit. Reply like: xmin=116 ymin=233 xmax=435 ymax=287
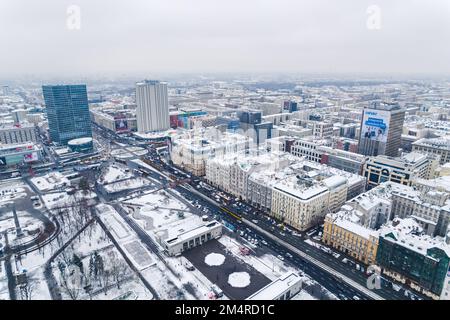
xmin=328 ymin=209 xmax=379 ymax=239
xmin=413 ymin=136 xmax=450 ymax=150
xmin=246 ymin=272 xmax=302 ymax=300
xmin=379 ymin=218 xmax=450 ymax=258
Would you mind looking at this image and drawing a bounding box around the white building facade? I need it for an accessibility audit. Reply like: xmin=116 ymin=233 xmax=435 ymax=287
xmin=136 ymin=80 xmax=170 ymax=133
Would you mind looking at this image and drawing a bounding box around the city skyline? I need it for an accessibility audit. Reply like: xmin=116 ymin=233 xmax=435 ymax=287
xmin=2 ymin=0 xmax=450 ymax=307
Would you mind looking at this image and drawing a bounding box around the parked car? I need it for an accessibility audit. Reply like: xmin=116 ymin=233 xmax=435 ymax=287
xmin=184 ymin=261 xmax=195 ymax=271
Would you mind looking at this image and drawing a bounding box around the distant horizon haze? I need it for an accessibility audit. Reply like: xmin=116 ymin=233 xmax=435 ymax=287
xmin=1 ymin=0 xmax=450 ymax=78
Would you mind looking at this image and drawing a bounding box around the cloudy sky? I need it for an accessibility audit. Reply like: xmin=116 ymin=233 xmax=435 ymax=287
xmin=1 ymin=0 xmax=450 ymax=77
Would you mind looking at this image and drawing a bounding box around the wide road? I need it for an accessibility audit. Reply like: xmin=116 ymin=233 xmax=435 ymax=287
xmin=92 ymin=122 xmax=422 ymax=300
xmin=131 ymin=155 xmax=379 ymax=300
xmin=138 ymin=148 xmax=426 ymax=300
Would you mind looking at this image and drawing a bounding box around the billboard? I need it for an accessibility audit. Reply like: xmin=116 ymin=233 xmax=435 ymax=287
xmin=23 ymin=152 xmax=39 ymax=163
xmin=360 ymin=109 xmax=390 ymax=143
xmin=114 ymin=114 xmax=128 ymax=132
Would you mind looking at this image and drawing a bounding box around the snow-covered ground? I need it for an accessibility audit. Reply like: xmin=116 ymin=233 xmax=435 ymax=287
xmin=0 ymin=181 xmax=28 ymax=206
xmin=98 ymin=164 xmax=133 ymax=184
xmin=103 ymin=177 xmax=148 ymax=193
xmin=51 ymin=217 xmax=152 ymax=301
xmin=228 ymin=272 xmax=251 ymax=288
xmin=13 ymin=249 xmax=52 ymax=300
xmin=218 ymin=235 xmax=337 ymax=300
xmin=205 ymin=253 xmax=225 ymax=266
xmin=0 ymin=261 xmax=9 ymax=300
xmin=97 ymin=203 xmax=223 ymax=300
xmin=41 ymin=191 xmax=97 ymax=210
xmin=96 ymin=204 xmax=156 ymax=271
xmin=31 ymin=172 xmax=70 ymax=192
xmin=95 ymin=279 xmax=154 ymax=300
xmin=0 ymin=211 xmax=45 ymax=248
xmin=141 ymin=256 xmax=220 ymax=300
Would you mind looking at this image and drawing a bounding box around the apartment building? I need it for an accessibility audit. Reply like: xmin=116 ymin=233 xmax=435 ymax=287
xmin=412 ymin=136 xmax=450 ymax=165
xmin=323 ymin=207 xmax=379 ymax=265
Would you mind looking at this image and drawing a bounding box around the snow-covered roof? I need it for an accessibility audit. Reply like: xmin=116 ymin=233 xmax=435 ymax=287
xmin=413 ymin=135 xmax=450 ymax=151
xmin=246 ymin=272 xmax=302 ymax=300
xmin=328 ymin=210 xmax=379 ymax=240
xmin=379 ymin=218 xmax=450 ymax=258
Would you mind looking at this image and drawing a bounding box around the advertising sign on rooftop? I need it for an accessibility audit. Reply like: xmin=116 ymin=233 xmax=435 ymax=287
xmin=360 ymin=109 xmax=390 ymax=143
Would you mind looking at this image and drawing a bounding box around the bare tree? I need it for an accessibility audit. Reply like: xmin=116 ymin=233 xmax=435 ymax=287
xmin=101 ymin=270 xmax=112 ymax=295
xmin=110 ymin=257 xmax=130 ymax=289
xmin=19 ymin=279 xmax=38 ymax=300
xmin=59 ymin=270 xmax=81 ymax=300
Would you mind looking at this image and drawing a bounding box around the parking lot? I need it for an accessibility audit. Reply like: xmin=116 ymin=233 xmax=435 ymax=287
xmin=183 ymin=239 xmax=271 ymax=300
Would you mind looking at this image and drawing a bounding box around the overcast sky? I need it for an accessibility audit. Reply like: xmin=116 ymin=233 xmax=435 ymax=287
xmin=1 ymin=0 xmax=450 ymax=77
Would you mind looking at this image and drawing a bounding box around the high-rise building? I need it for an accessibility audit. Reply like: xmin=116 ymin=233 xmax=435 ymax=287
xmin=42 ymin=85 xmax=92 ymax=145
xmin=238 ymin=110 xmax=262 ymax=125
xmin=135 ymin=80 xmax=169 ymax=133
xmin=358 ymin=102 xmax=405 ymax=157
xmin=283 ymin=100 xmax=298 ymax=113
xmin=11 ymin=109 xmax=27 ymax=124
xmin=1 ymin=85 xmax=10 ymax=96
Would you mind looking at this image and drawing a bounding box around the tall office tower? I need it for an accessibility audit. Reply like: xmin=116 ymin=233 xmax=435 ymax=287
xmin=42 ymin=85 xmax=92 ymax=145
xmin=1 ymin=85 xmax=10 ymax=96
xmin=358 ymin=102 xmax=405 ymax=157
xmin=135 ymin=80 xmax=169 ymax=133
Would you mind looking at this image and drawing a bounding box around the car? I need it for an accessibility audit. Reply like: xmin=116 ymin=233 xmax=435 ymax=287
xmin=184 ymin=261 xmax=195 ymax=271
xmin=352 ymin=295 xmax=360 ymax=301
xmin=251 ymin=219 xmax=258 ymax=224
xmin=285 ymin=253 xmax=293 ymax=259
xmin=277 ymin=255 xmax=285 ymax=261
xmin=211 ymin=285 xmax=223 ymax=298
xmin=279 ymin=232 xmax=286 ymax=236
xmin=261 ymin=240 xmax=268 ymax=246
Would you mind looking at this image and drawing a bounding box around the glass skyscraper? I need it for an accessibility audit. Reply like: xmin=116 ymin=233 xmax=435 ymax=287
xmin=42 ymin=85 xmax=92 ymax=145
